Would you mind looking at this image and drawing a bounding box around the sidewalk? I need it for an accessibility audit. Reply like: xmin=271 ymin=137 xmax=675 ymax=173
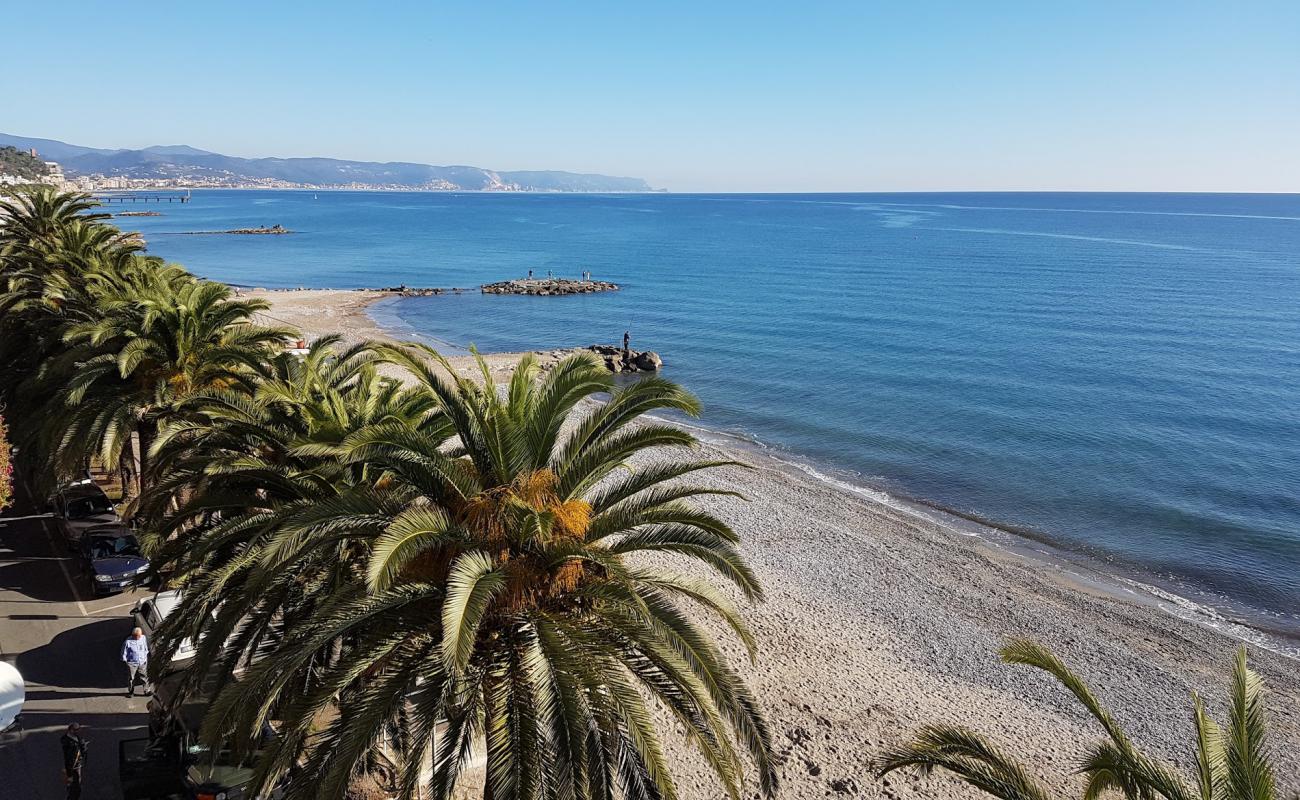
xmin=0 ymin=474 xmax=151 ymax=799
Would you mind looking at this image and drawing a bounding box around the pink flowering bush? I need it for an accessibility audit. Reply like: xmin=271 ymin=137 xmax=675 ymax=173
xmin=0 ymin=414 xmax=12 ymax=510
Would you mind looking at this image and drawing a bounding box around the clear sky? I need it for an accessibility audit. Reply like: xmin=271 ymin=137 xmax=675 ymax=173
xmin=8 ymin=1 xmax=1299 ymax=192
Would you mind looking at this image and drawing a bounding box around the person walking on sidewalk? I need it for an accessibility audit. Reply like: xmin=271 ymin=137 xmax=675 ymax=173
xmin=60 ymin=723 xmax=88 ymax=800
xmin=121 ymin=627 xmax=151 ymax=697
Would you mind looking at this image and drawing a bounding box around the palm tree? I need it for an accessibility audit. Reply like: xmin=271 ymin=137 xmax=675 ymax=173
xmin=0 ymin=187 xmax=109 ymax=260
xmin=139 ymin=337 xmax=437 ymax=739
xmin=42 ymin=276 xmax=295 ymax=494
xmin=876 ymin=640 xmax=1285 ymax=800
xmin=0 ymin=190 xmax=141 ymax=485
xmin=196 ymin=346 xmax=775 ymax=800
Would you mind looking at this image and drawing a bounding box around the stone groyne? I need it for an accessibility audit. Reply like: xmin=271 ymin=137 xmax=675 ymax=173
xmin=587 ymin=344 xmax=662 ymax=373
xmin=180 ymin=225 xmax=293 ymax=235
xmin=481 ymin=278 xmax=619 ymax=296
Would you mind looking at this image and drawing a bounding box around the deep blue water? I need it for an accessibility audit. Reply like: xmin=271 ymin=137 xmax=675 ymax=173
xmin=128 ymin=190 xmax=1300 ymax=627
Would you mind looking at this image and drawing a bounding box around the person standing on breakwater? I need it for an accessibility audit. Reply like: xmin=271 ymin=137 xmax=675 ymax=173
xmin=528 ymin=269 xmax=533 ymax=278
xmin=623 ymin=330 xmax=631 ymax=362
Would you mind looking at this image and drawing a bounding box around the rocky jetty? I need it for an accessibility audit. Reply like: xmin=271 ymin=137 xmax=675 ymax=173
xmin=227 ymin=224 xmax=291 ymax=235
xmin=181 ymin=224 xmax=293 ymax=235
xmin=113 ymin=211 xmax=163 ymax=217
xmin=369 ymin=285 xmax=476 ymax=297
xmin=481 ymin=278 xmax=619 ymax=296
xmin=587 ymin=344 xmax=662 ymax=373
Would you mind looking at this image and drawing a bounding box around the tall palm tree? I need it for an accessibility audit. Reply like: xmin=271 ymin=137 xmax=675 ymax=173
xmin=197 ymin=346 xmax=776 ymax=800
xmin=0 ymin=190 xmax=140 ymax=483
xmin=876 ymin=640 xmax=1285 ymax=800
xmin=43 ymin=276 xmax=295 ymax=493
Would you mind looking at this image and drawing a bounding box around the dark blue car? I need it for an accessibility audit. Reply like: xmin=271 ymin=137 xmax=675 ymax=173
xmin=80 ymin=526 xmax=149 ymax=595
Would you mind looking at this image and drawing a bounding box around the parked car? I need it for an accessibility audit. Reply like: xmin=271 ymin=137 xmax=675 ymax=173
xmin=120 ymin=671 xmax=284 ymax=800
xmin=131 ymin=590 xmax=197 ymax=667
xmin=50 ymin=483 xmax=120 ymax=549
xmin=80 ymin=526 xmax=149 ymax=595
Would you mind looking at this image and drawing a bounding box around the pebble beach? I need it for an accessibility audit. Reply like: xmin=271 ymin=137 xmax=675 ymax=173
xmin=260 ymin=287 xmax=1300 ymax=799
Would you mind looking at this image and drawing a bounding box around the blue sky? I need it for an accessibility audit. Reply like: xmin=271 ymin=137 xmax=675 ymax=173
xmin=8 ymin=1 xmax=1299 ymax=192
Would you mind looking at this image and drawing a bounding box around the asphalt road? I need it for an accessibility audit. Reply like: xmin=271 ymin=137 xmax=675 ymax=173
xmin=0 ymin=472 xmax=152 ymax=799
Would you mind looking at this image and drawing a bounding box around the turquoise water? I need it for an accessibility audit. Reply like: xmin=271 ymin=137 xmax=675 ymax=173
xmin=128 ymin=190 xmax=1300 ymax=630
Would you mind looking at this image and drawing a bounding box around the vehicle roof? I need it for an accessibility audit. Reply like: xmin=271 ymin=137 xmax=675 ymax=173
xmin=85 ymin=526 xmax=135 ymax=538
xmin=152 ymin=671 xmax=209 ymax=733
xmin=153 ymin=590 xmax=183 ymax=616
xmin=61 ymin=484 xmax=111 ymax=500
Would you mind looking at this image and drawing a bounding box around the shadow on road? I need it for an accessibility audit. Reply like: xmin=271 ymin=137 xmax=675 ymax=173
xmin=17 ymin=617 xmax=135 ymax=690
xmin=0 ymin=707 xmax=146 ymax=800
xmin=0 ymin=559 xmax=87 ymax=603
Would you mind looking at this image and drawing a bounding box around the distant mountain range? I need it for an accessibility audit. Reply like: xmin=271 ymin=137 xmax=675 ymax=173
xmin=0 ymin=133 xmax=655 ymax=192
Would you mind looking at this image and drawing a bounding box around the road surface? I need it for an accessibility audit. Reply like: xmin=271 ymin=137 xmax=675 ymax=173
xmin=0 ymin=473 xmax=151 ymax=799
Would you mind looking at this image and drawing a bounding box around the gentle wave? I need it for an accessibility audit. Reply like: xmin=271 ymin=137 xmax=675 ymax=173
xmin=930 ymin=226 xmax=1203 ymax=250
xmin=129 ymin=189 xmax=1300 ymax=633
xmin=659 ymin=407 xmax=1300 ymax=659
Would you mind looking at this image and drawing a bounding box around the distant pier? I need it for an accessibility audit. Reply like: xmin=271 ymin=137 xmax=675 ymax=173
xmin=93 ymin=191 xmax=191 ymax=203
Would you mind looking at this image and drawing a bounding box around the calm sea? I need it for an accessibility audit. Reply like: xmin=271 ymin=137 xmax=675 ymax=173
xmin=128 ymin=190 xmax=1300 ymax=634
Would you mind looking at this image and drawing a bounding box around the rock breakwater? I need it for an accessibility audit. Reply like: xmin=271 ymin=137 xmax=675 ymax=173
xmin=587 ymin=344 xmax=662 ymax=373
xmin=481 ymin=278 xmax=619 ymax=296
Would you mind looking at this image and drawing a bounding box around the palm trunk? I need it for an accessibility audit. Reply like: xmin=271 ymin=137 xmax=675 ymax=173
xmin=129 ymin=430 xmax=143 ymax=499
xmin=135 ymin=416 xmax=158 ymax=496
xmin=482 ymin=672 xmax=500 ymax=800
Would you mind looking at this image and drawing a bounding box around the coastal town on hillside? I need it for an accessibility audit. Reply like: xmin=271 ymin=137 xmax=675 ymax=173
xmin=0 ymin=149 xmax=468 ymax=192
xmin=0 ymin=138 xmax=659 ymax=193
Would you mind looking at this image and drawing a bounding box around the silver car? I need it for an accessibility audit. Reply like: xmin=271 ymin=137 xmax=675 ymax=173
xmin=131 ymin=590 xmax=198 ymax=668
xmin=50 ymin=483 xmax=121 ymax=550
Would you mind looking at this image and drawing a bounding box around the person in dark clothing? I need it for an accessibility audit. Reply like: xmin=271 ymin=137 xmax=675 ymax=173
xmin=60 ymin=723 xmax=88 ymax=799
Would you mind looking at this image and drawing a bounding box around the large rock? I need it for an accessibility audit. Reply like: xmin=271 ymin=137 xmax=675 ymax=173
xmin=633 ymin=351 xmax=662 ymax=371
xmin=586 ymin=344 xmax=662 ymax=373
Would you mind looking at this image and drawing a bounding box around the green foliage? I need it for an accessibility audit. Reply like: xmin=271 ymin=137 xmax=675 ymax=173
xmin=0 ymin=187 xmax=291 ymax=495
xmin=876 ymin=640 xmax=1290 ymax=800
xmin=0 ymin=145 xmax=49 ymax=181
xmin=0 ymin=187 xmax=774 ymax=800
xmin=161 ymin=346 xmax=774 ymax=800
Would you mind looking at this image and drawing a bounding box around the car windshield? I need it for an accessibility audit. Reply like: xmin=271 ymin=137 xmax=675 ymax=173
xmin=67 ymin=495 xmax=113 ymax=519
xmin=90 ymin=535 xmax=140 ymax=559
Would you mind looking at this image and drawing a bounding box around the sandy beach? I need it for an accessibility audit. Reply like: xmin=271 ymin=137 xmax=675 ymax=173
xmin=244 ymin=288 xmax=585 ymax=379
xmin=259 ymin=288 xmax=1300 ymax=799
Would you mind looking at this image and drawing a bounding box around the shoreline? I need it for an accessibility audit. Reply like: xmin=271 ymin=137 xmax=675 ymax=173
xmin=669 ymin=411 xmax=1300 ymax=653
xmin=350 ymin=288 xmax=1300 ymax=651
xmin=256 ymin=287 xmax=1300 ymax=798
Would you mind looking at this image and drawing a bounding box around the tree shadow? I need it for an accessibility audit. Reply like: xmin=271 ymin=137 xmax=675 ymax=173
xmin=1 ymin=707 xmax=149 ymax=800
xmin=0 ymin=514 xmax=87 ymax=603
xmin=17 ymin=617 xmax=135 ymax=690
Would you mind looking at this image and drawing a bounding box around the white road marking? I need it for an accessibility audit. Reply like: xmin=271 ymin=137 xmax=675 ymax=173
xmin=90 ymin=598 xmax=143 ymax=615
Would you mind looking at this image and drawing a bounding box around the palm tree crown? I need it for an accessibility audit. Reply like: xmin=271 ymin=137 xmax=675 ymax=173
xmin=877 ymin=640 xmax=1283 ymax=800
xmin=191 ymin=345 xmax=776 ymax=800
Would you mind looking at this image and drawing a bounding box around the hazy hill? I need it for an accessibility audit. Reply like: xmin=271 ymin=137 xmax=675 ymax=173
xmin=0 ymin=133 xmax=654 ymax=192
